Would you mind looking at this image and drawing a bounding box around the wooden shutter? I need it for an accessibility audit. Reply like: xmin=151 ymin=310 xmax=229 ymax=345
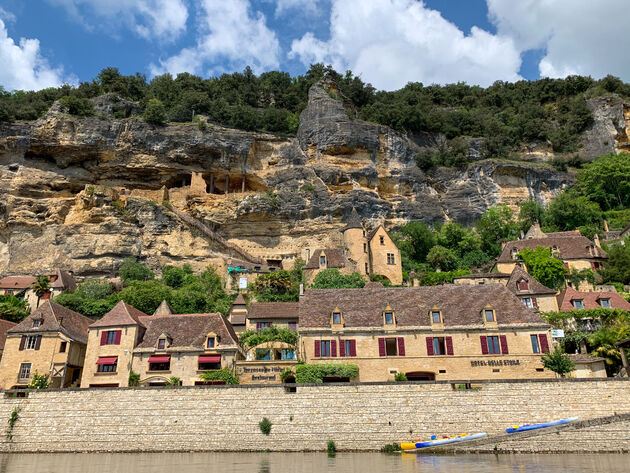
xmin=100 ymin=331 xmax=107 ymax=346
xmin=446 ymin=336 xmax=454 ymax=356
xmin=539 ymin=334 xmax=550 ymax=353
xmin=499 ymin=335 xmax=509 ymax=354
xmin=349 ymin=340 xmax=357 ymax=357
xmin=426 ymin=337 xmax=434 ymax=356
xmin=114 ymin=330 xmax=122 ymax=345
xmin=339 ymin=340 xmax=346 ymax=357
xmin=19 ymin=335 xmax=26 ymax=351
xmin=34 ymin=335 xmax=42 ymax=350
xmin=314 ymin=340 xmax=321 ymax=357
xmin=532 ymin=297 xmax=538 ymax=308
xmin=480 ymin=335 xmax=488 ymax=354
xmin=397 ymin=337 xmax=406 ymax=356
xmin=331 ymin=340 xmax=337 ymax=357
xmin=256 ymin=322 xmax=262 ymax=330
xmin=378 ymin=338 xmax=386 ymax=357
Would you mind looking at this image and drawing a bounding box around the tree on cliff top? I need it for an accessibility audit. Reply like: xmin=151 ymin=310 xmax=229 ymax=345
xmin=143 ymin=98 xmax=167 ymax=125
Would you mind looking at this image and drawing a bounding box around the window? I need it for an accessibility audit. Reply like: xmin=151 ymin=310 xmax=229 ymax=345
xmin=531 ymin=335 xmax=540 ymax=354
xmin=59 ymin=341 xmax=67 ymax=353
xmin=432 ymin=337 xmax=446 ymax=355
xmin=26 ymin=336 xmax=38 ymax=350
xmin=484 ymin=309 xmax=495 ymax=322
xmin=281 ymin=349 xmax=295 ymax=360
xmin=149 ymin=361 xmax=170 ymax=371
xmin=332 ymin=311 xmax=342 ymax=325
xmin=101 ymin=330 xmax=121 ymax=346
xmin=343 ymin=340 xmax=352 ymax=357
xmin=320 ymin=255 xmax=326 ymax=267
xmin=199 ymin=361 xmax=221 ymax=370
xmin=19 ymin=363 xmax=31 ymax=380
xmin=33 ymin=319 xmax=41 ymax=327
xmin=288 ymin=322 xmax=297 ymax=331
xmin=363 ymin=243 xmax=367 ymax=253
xmin=522 ymin=297 xmax=533 ymax=308
xmin=256 ymin=322 xmax=271 ymax=330
xmin=600 ymin=298 xmax=611 ymax=308
xmin=384 ymin=312 xmax=394 ymax=324
xmin=510 ymin=248 xmax=518 ymax=259
xmin=380 ymin=236 xmax=385 ymax=245
xmin=517 ymin=280 xmax=529 ymax=291
xmin=385 ymin=338 xmax=398 ymax=356
xmin=573 ymin=299 xmax=584 ymax=309
xmin=320 ymin=340 xmax=331 ymax=357
xmin=255 ymin=348 xmax=271 ymax=360
xmin=431 ymin=311 xmax=441 ymax=324
xmin=207 ymin=337 xmax=215 ymax=348
xmin=365 ymin=262 xmax=369 ymax=274
xmin=97 ymin=361 xmax=117 ymax=373
xmin=487 ymin=336 xmax=500 ymax=354
xmin=157 ymin=339 xmax=166 ymax=350
xmin=387 ymin=253 xmax=395 ymax=265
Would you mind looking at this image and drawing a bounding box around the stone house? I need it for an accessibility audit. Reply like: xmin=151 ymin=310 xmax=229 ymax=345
xmin=298 ymin=282 xmax=554 ymax=382
xmin=557 ymin=287 xmax=630 ymax=313
xmin=0 ymin=319 xmax=17 ymax=362
xmin=454 ymin=266 xmax=559 ymax=312
xmin=304 ymin=208 xmax=403 ymax=286
xmin=0 ymin=302 xmax=91 ymax=389
xmin=81 ymin=301 xmax=240 ymax=388
xmin=0 ymin=269 xmax=76 ymax=312
xmin=496 ymin=224 xmax=607 ymax=280
xmin=569 ymin=354 xmax=607 ymax=378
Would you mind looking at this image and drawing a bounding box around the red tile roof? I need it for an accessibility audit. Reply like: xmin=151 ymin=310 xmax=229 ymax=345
xmin=248 ymin=302 xmax=299 ymax=319
xmin=557 ymin=287 xmax=630 ymax=312
xmin=89 ymin=301 xmax=149 ymax=328
xmin=8 ymin=302 xmax=92 ymax=344
xmin=0 ymin=319 xmax=17 ymax=351
xmin=299 ymin=284 xmax=548 ymax=328
xmin=497 ymin=235 xmax=607 ymax=263
xmin=304 ymin=249 xmax=347 ymax=270
xmin=49 ymin=270 xmax=77 ymax=291
xmin=0 ymin=276 xmax=36 ymax=290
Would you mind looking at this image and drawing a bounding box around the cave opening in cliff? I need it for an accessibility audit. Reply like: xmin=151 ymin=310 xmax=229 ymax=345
xmin=202 ymin=171 xmax=267 ymax=194
xmin=165 ymin=173 xmax=192 ymax=189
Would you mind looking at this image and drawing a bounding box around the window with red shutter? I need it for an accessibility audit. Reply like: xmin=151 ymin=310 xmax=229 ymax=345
xmin=339 ymin=339 xmax=345 ymax=357
xmin=100 ymin=331 xmax=107 ymax=346
xmin=314 ymin=340 xmax=320 ymax=357
xmin=331 ymin=340 xmax=337 ymax=357
xmin=539 ymin=333 xmax=550 ymax=353
xmin=349 ymin=340 xmax=357 ymax=357
xmin=517 ymin=280 xmax=528 ymax=291
xmin=397 ymin=337 xmax=405 ymax=356
xmin=499 ymin=335 xmax=509 ymax=354
xmin=480 ymin=336 xmax=489 ymax=354
xmin=115 ymin=330 xmax=122 ymax=345
xmin=446 ymin=336 xmax=454 ymax=356
xmin=532 ymin=297 xmax=538 ymax=308
xmin=426 ymin=337 xmax=434 ymax=356
xmin=378 ymin=338 xmax=386 ymax=356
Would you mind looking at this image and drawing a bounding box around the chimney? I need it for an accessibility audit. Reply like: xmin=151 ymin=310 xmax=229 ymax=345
xmin=593 ymin=233 xmax=601 ymax=248
xmin=603 ymin=220 xmax=609 ymax=232
xmin=306 ymin=248 xmax=311 ymax=261
xmin=299 ymin=283 xmax=304 ymax=296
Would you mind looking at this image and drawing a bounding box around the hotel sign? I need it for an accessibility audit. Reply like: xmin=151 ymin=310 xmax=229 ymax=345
xmin=470 ymin=359 xmax=521 ymax=367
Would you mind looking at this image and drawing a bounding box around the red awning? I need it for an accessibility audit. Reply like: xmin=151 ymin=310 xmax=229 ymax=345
xmin=148 ymin=355 xmax=171 ymax=363
xmin=96 ymin=356 xmax=118 ymax=365
xmin=198 ymin=355 xmax=221 ymax=363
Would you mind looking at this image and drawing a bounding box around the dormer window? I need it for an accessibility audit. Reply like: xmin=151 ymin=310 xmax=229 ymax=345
xmin=320 ymin=255 xmax=326 ymax=267
xmin=600 ymin=298 xmax=611 ymax=308
xmin=483 ymin=307 xmax=496 ymax=323
xmin=33 ymin=319 xmax=41 ymax=327
xmin=573 ymin=299 xmax=584 ymax=309
xmin=517 ymin=279 xmax=529 ymax=291
xmin=511 ymin=248 xmax=518 ymax=259
xmin=207 ymin=337 xmax=215 ymax=348
xmin=157 ymin=338 xmax=166 ymax=350
xmin=431 ymin=308 xmax=442 ymax=324
xmin=551 ymin=245 xmax=558 ymax=253
xmin=331 ymin=308 xmax=343 ymax=326
xmin=383 ymin=306 xmax=395 ymax=325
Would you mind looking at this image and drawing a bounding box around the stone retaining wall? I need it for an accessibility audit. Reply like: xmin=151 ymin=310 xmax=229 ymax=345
xmin=1 ymin=378 xmax=629 ymax=453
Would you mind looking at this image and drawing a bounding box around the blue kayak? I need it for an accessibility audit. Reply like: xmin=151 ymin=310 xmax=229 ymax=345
xmin=401 ymin=432 xmax=487 ymax=451
xmin=506 ymin=416 xmax=578 ymax=433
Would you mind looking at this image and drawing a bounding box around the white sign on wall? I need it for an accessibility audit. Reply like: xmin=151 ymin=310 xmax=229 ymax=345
xmin=239 ymin=277 xmax=248 ymax=289
xmin=551 ymin=329 xmax=565 ymax=338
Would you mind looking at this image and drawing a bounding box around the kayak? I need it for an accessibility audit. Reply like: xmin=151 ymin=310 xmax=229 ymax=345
xmin=506 ymin=416 xmax=578 ymax=433
xmin=401 ymin=432 xmax=487 ymax=451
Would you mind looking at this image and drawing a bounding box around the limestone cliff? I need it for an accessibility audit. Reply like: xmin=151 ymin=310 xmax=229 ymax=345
xmin=0 ymin=82 xmax=626 ymax=277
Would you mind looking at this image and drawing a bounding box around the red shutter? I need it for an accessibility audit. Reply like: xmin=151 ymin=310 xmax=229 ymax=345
xmin=446 ymin=336 xmax=454 ymax=356
xmin=314 ymin=340 xmax=320 ymax=357
xmin=100 ymin=331 xmax=107 ymax=346
xmin=339 ymin=340 xmax=346 ymax=357
xmin=590 ymin=262 xmax=596 ymax=270
xmin=499 ymin=335 xmax=509 ymax=354
xmin=426 ymin=337 xmax=434 ymax=356
xmin=19 ymin=335 xmax=26 ymax=351
xmin=331 ymin=340 xmax=337 ymax=357
xmin=532 ymin=297 xmax=538 ymax=308
xmin=539 ymin=334 xmax=550 ymax=353
xmin=397 ymin=337 xmax=406 ymax=356
xmin=564 ymin=262 xmax=569 ymax=269
xmin=256 ymin=322 xmax=262 ymax=330
xmin=378 ymin=338 xmax=386 ymax=357
xmin=115 ymin=330 xmax=122 ymax=345
xmin=480 ymin=336 xmax=488 ymax=354
xmin=349 ymin=340 xmax=357 ymax=357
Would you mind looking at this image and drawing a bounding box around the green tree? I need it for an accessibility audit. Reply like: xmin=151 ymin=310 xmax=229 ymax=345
xmin=576 ymin=152 xmax=630 ymax=210
xmin=28 ymin=373 xmax=51 ymax=389
xmin=599 ymin=241 xmax=630 ymax=285
xmin=518 ymin=199 xmax=546 ymax=232
xmin=476 ymin=205 xmax=520 ymax=257
xmin=31 ymin=276 xmax=51 ymax=309
xmin=0 ymin=295 xmax=30 ymax=322
xmin=116 ymin=280 xmax=172 ymax=315
xmin=311 ymin=269 xmax=366 ymax=289
xmin=58 ymin=95 xmax=94 ymax=116
xmin=143 ymin=98 xmax=167 ymax=125
xmin=162 ymin=264 xmax=193 ymax=289
xmin=543 ymin=190 xmax=603 ymax=232
xmin=393 ymin=221 xmax=436 ymax=263
xmin=119 ymin=257 xmax=154 ymax=284
xmin=518 ymin=247 xmax=568 ymax=290
xmin=426 ymin=245 xmax=459 ymax=271
xmin=541 ymin=347 xmax=575 ymax=377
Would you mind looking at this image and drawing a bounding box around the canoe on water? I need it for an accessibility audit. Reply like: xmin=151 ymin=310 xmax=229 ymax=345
xmin=401 ymin=432 xmax=487 ymax=451
xmin=506 ymin=416 xmax=579 ymax=433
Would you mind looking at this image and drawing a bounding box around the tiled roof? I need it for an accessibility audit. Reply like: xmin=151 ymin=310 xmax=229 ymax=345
xmin=497 ymin=235 xmax=607 ymax=262
xmin=89 ymin=301 xmax=149 ymax=328
xmin=0 ymin=276 xmax=36 ymax=290
xmin=0 ymin=319 xmax=17 ymax=350
xmin=299 ymin=284 xmax=547 ymax=328
xmin=233 ymin=293 xmax=246 ymax=305
xmin=343 ymin=208 xmax=363 ymax=231
xmin=557 ymin=287 xmax=630 ymax=312
xmin=8 ymin=302 xmax=92 ymax=344
xmin=248 ymin=302 xmax=299 ymax=319
xmin=621 ymin=221 xmax=630 ymax=236
xmin=304 ymin=249 xmax=347 ymax=270
xmin=135 ymin=313 xmax=238 ymax=349
xmin=49 ymin=269 xmax=77 ymax=291
xmin=569 ymin=354 xmax=606 ymax=364
xmin=453 ymin=273 xmax=510 ymax=280
xmin=506 ymin=266 xmax=557 ymax=296
xmin=153 ymin=300 xmax=174 ymax=316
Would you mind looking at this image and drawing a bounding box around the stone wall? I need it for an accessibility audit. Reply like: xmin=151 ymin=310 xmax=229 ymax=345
xmin=0 ymin=378 xmax=629 ymax=453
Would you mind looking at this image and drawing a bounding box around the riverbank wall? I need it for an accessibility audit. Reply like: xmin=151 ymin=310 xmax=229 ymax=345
xmin=1 ymin=378 xmax=629 ymax=453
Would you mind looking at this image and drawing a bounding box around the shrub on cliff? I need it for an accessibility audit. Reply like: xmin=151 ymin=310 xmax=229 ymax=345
xmin=120 ymin=258 xmax=155 ymax=283
xmin=58 ymin=95 xmax=94 ymax=116
xmin=143 ymin=98 xmax=167 ymax=125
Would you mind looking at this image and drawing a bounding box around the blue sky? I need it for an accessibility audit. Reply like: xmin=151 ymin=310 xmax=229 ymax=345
xmin=0 ymin=1 xmax=626 ymax=92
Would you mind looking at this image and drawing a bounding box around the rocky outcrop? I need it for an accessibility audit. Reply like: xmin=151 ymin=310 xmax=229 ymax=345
xmin=1 ymin=80 xmax=607 ymax=278
xmin=583 ymin=96 xmax=630 ymax=159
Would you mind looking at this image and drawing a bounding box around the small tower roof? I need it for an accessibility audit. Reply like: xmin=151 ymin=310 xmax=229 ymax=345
xmin=153 ymin=300 xmax=174 ymax=316
xmin=343 ymin=208 xmax=363 ymax=232
xmin=233 ymin=293 xmax=247 ymax=305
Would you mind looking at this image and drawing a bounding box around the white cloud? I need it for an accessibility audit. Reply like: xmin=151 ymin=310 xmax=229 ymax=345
xmin=487 ymin=0 xmax=630 ymax=80
xmin=0 ymin=18 xmax=66 ymax=91
xmin=0 ymin=6 xmax=16 ymax=23
xmin=49 ymin=0 xmax=188 ymax=41
xmin=151 ymin=0 xmax=280 ymax=76
xmin=289 ymin=0 xmax=522 ymax=90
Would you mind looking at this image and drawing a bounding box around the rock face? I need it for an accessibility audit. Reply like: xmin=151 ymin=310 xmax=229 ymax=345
xmin=2 ymin=80 xmax=624 ymax=278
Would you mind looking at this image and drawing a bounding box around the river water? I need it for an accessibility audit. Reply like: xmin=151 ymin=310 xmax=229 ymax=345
xmin=0 ymin=452 xmax=628 ymax=473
